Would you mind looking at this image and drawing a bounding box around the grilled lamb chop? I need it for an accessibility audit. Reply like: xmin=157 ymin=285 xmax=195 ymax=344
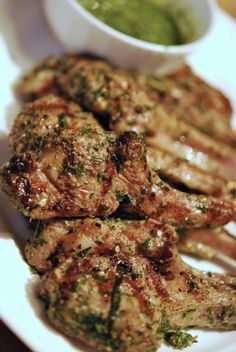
xmin=9 ymin=93 xmax=235 ymax=204
xmin=38 ymin=248 xmax=236 ymax=352
xmin=11 ymin=93 xmax=223 ymax=197
xmin=52 ymin=56 xmax=234 ymax=150
xmin=22 ymin=55 xmax=232 ymax=144
xmin=16 ymin=55 xmax=157 ymax=124
xmin=147 ymin=146 xmax=226 ymax=197
xmin=10 ymin=94 xmax=102 ymax=153
xmin=51 ymin=56 xmax=236 ymax=180
xmin=1 ymin=128 xmax=122 ymax=219
xmin=56 ymin=57 xmax=157 ymax=131
xmin=8 ymin=55 xmax=236 ymax=352
xmin=142 ymin=65 xmax=236 ymax=146
xmin=15 ymin=55 xmax=80 ymax=101
xmin=39 ymin=254 xmax=165 ymax=352
xmin=159 ymin=64 xmax=232 ymax=122
xmin=178 ymin=227 xmax=236 ymax=261
xmin=1 ymin=129 xmax=234 ymax=227
xmin=25 ymin=217 xmax=177 ymax=274
xmin=144 ymin=107 xmax=236 ymax=179
xmin=164 ymin=248 xmax=236 ymax=329
xmin=15 ymin=55 xmax=236 ymax=180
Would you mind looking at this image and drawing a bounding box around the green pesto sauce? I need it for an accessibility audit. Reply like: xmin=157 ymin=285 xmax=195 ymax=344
xmin=78 ymin=0 xmax=195 ymax=45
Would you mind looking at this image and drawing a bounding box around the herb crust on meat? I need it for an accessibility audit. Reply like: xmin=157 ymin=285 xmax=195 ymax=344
xmin=1 ymin=54 xmax=236 ymax=352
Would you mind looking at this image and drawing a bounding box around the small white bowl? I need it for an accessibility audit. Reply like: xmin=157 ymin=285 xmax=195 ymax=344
xmin=43 ymin=0 xmax=217 ymax=75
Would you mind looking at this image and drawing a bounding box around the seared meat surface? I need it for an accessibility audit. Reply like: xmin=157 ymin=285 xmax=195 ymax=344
xmin=15 ymin=55 xmax=79 ymax=101
xmin=39 ymin=247 xmax=236 ymax=352
xmin=3 ymin=54 xmax=236 ymax=352
xmin=48 ymin=56 xmax=236 ymax=180
xmin=17 ymin=55 xmax=157 ymax=130
xmin=178 ymin=227 xmax=236 ymax=261
xmin=56 ymin=57 xmax=158 ymax=134
xmin=164 ymin=249 xmax=236 ymax=330
xmin=145 ymin=107 xmax=236 ymax=180
xmin=10 ymin=94 xmax=231 ymax=199
xmin=1 ymin=128 xmax=234 ymax=226
xmin=25 ymin=218 xmax=177 ymax=273
xmin=142 ymin=65 xmax=235 ymax=146
xmin=39 ymin=254 xmax=165 ymax=352
xmin=10 ymin=94 xmax=101 ymax=153
xmin=1 ymin=128 xmax=122 ymax=219
xmin=126 ymin=171 xmax=234 ymax=228
xmin=15 ymin=55 xmax=236 ymax=182
xmin=15 ymin=56 xmax=60 ymax=101
xmin=58 ymin=59 xmax=236 ymax=162
xmin=147 ymin=147 xmax=226 ymax=197
xmin=29 ymin=217 xmax=236 ymax=334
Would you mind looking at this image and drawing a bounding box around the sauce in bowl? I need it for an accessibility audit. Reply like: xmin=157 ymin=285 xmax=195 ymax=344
xmin=78 ymin=0 xmax=196 ymax=45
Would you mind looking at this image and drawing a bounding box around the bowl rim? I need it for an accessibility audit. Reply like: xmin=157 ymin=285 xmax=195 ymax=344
xmin=67 ymin=0 xmax=217 ymax=54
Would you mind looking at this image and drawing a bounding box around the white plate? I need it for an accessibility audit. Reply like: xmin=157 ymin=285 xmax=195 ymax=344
xmin=0 ymin=1 xmax=236 ymax=352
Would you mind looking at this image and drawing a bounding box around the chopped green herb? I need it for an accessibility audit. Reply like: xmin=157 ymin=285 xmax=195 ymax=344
xmin=196 ymin=203 xmax=208 ymax=214
xmin=108 ymin=277 xmax=122 ymax=332
xmin=32 ymin=222 xmax=47 ymax=249
xmin=165 ymin=331 xmax=197 ymax=350
xmin=140 ymin=186 xmax=147 ymax=195
xmin=73 ymin=312 xmax=108 ymax=341
xmin=198 ymin=125 xmax=213 ymax=136
xmin=33 ymin=237 xmax=47 ymax=248
xmin=208 ymin=315 xmax=214 ymax=325
xmin=184 ymin=218 xmax=194 ymax=226
xmin=48 ymin=242 xmax=63 ymax=267
xmin=141 ymin=238 xmax=152 ymax=249
xmin=30 ymin=266 xmax=38 ymax=275
xmin=146 ymin=76 xmax=168 ymax=93
xmin=34 ymin=220 xmax=44 ymax=237
xmin=182 ymin=309 xmax=196 ymax=319
xmin=33 ymin=136 xmax=45 ymax=151
xmin=92 ymin=156 xmax=103 ymax=164
xmin=96 ymin=170 xmax=104 ymax=183
xmin=157 ymin=315 xmax=172 ymax=336
xmin=71 ymin=72 xmax=88 ymax=99
xmin=58 ymin=114 xmax=68 ymax=128
xmin=77 ymin=247 xmax=92 ymax=258
xmin=116 ymin=192 xmax=134 ymax=204
xmin=176 ymin=228 xmax=188 ymax=237
xmin=187 ymin=279 xmax=199 ymax=293
xmin=207 ymin=308 xmax=214 ymax=325
xmin=80 ymin=126 xmax=93 ymax=138
xmin=157 ymin=182 xmax=169 ymax=191
xmin=64 ymin=159 xmax=88 ymax=177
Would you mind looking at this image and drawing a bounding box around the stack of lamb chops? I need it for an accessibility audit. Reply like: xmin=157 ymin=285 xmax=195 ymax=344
xmin=0 ymin=55 xmax=236 ymax=352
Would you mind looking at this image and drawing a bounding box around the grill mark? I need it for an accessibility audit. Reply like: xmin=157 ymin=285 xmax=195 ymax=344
xmin=102 ymin=161 xmax=116 ymax=195
xmin=94 ymin=245 xmax=115 ymax=256
xmin=64 ymin=263 xmax=80 ymax=284
xmin=146 ymin=262 xmax=170 ymax=302
xmin=10 ymin=176 xmax=32 ymax=210
xmin=125 ymin=277 xmax=154 ymax=317
xmin=97 ymin=280 xmax=114 ymax=294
